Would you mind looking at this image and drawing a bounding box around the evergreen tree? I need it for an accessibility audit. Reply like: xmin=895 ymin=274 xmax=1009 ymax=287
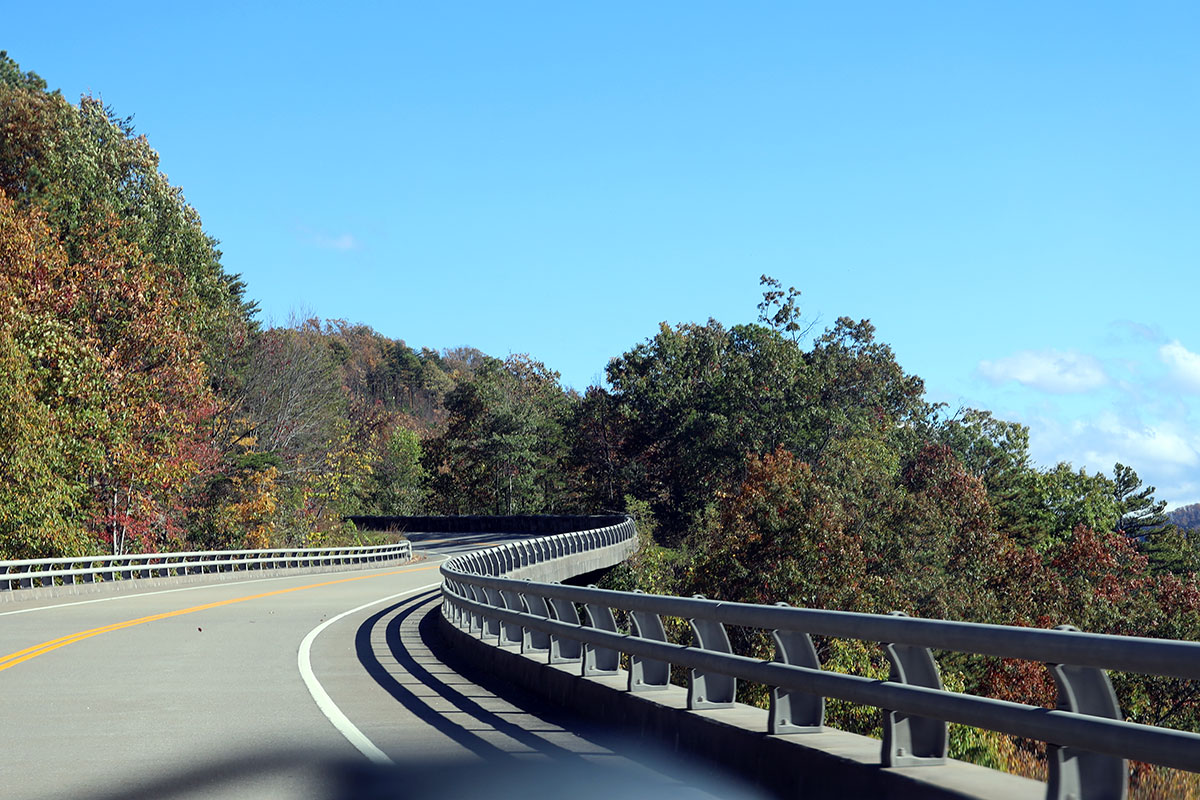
xmin=1113 ymin=462 xmax=1170 ymax=540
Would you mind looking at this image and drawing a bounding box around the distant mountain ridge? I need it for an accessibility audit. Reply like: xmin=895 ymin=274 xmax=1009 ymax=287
xmin=1169 ymin=503 xmax=1200 ymax=532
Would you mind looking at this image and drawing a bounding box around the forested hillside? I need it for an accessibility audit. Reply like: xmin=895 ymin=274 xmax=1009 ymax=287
xmin=2 ymin=54 xmax=1198 ymax=790
xmin=1170 ymin=502 xmax=1200 ymax=532
xmin=0 ymin=54 xmax=446 ymax=557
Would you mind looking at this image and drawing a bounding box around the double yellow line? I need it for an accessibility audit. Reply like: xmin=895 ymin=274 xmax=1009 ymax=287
xmin=0 ymin=564 xmax=439 ymax=674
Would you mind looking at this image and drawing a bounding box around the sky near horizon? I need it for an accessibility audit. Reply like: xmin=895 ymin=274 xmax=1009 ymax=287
xmin=5 ymin=2 xmax=1200 ymax=507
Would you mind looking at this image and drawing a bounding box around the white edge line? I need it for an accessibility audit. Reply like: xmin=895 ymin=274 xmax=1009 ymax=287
xmin=298 ymin=581 xmax=442 ymax=765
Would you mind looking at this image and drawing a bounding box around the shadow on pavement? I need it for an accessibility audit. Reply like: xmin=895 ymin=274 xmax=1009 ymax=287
xmin=74 ymin=591 xmax=766 ymax=800
xmin=356 ymin=588 xmax=595 ymax=760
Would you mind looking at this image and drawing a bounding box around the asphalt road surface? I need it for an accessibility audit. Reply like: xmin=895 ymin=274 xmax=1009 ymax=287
xmin=1 ymin=536 xmax=763 ymax=800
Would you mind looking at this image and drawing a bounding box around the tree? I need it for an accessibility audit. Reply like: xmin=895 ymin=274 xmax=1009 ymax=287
xmin=0 ymin=187 xmax=222 ymax=554
xmin=424 ymin=355 xmax=570 ymax=515
xmin=933 ymin=408 xmax=1040 ymax=538
xmin=0 ymin=319 xmax=91 ymax=559
xmin=606 ymin=319 xmax=816 ymax=541
xmin=1013 ymin=464 xmax=1120 ymax=552
xmin=222 ymin=319 xmax=346 ymax=472
xmin=1141 ymin=528 xmax=1200 ymax=578
xmin=567 ymin=386 xmax=627 ymax=510
xmin=0 ymin=64 xmax=254 ymax=368
xmin=684 ymin=447 xmax=860 ymax=612
xmin=1 ymin=55 xmax=259 ymax=555
xmin=801 ymin=317 xmax=930 ymax=463
xmin=0 ymin=51 xmax=49 ymax=92
xmin=1112 ymin=462 xmax=1170 ymax=540
xmin=360 ymin=426 xmax=426 ymax=515
xmin=757 ymin=274 xmax=814 ymax=341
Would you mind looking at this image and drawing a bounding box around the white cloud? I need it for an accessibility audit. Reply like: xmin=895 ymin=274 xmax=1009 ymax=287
xmin=977 ymin=349 xmax=1108 ymax=393
xmin=972 ymin=331 xmax=1200 ymax=507
xmin=296 ymin=226 xmax=361 ymax=251
xmin=1023 ymin=411 xmax=1200 ymax=506
xmin=313 ymin=232 xmax=359 ymax=251
xmin=1161 ymin=480 xmax=1200 ymax=512
xmin=1082 ymin=414 xmax=1198 ymax=469
xmin=1159 ymin=340 xmax=1200 ymax=392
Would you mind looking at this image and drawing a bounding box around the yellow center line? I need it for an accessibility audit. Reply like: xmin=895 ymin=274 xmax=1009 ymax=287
xmin=0 ymin=564 xmax=440 ymax=673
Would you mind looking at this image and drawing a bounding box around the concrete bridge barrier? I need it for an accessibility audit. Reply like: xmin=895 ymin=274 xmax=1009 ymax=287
xmin=437 ymin=515 xmax=1200 ymax=800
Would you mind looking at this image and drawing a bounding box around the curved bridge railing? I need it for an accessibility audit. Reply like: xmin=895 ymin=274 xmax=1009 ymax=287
xmin=1 ymin=541 xmax=412 ymax=597
xmin=440 ymin=519 xmax=1200 ymax=800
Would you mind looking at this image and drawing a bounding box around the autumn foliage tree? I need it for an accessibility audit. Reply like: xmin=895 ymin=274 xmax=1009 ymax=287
xmin=0 ymin=53 xmax=241 ymax=556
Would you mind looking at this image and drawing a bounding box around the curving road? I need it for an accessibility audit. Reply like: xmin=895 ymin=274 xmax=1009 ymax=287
xmin=1 ymin=536 xmax=760 ymax=800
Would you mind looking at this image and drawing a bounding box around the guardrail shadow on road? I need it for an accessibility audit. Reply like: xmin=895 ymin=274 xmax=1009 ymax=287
xmin=353 ymin=589 xmax=766 ymax=798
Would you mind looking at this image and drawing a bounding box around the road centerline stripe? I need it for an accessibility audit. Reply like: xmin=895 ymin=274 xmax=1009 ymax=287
xmin=0 ymin=564 xmax=440 ymax=673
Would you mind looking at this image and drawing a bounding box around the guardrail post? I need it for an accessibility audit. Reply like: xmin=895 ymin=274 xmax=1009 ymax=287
xmin=770 ymin=602 xmax=824 ymax=733
xmin=481 ymin=586 xmax=504 ymax=639
xmin=449 ymin=585 xmax=462 ymax=627
xmin=440 ymin=579 xmax=455 ymax=625
xmin=1046 ymin=625 xmax=1128 ymax=800
xmin=628 ymin=592 xmax=670 ymax=692
xmin=499 ymin=588 xmax=524 ymax=646
xmin=583 ymin=592 xmax=620 ymax=676
xmin=520 ymin=584 xmax=551 ymax=654
xmin=547 ymin=591 xmax=583 ymax=664
xmin=466 ymin=584 xmax=486 ymax=635
xmin=881 ymin=611 xmax=947 ymax=767
xmin=688 ymin=595 xmax=736 ymax=708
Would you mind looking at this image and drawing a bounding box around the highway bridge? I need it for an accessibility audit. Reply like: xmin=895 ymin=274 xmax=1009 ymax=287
xmin=3 ymin=516 xmax=1199 ymax=800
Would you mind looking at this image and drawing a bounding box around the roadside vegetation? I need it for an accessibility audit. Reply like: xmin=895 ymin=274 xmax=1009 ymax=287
xmin=2 ymin=54 xmax=1197 ymax=794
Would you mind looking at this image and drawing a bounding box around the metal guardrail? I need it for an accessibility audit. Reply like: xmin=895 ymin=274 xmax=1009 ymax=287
xmin=439 ymin=520 xmax=1200 ymax=800
xmin=1 ymin=542 xmax=412 ymax=592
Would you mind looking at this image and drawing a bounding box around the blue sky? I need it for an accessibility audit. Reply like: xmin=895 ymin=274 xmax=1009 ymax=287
xmin=6 ymin=2 xmax=1200 ymax=506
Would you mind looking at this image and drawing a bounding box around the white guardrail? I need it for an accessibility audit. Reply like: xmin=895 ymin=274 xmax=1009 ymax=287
xmin=439 ymin=518 xmax=1200 ymax=800
xmin=1 ymin=542 xmax=412 ymax=593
